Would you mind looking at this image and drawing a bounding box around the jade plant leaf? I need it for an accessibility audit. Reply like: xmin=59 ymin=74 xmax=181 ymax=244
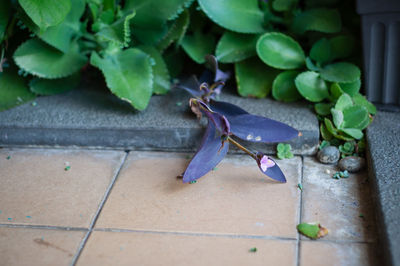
xmin=13 ymin=39 xmax=87 ymax=79
xmin=19 ymin=0 xmax=71 ymax=29
xmin=330 ymin=83 xmax=344 ymax=100
xmin=352 ymin=93 xmax=376 ymax=115
xmin=305 ymin=57 xmax=320 ymax=71
xmin=310 ymin=38 xmax=331 ymax=65
xmin=256 ymin=32 xmax=305 ymax=70
xmin=314 ymin=103 xmax=334 ymax=116
xmin=29 ymin=0 xmax=85 ymax=53
xmin=198 ymin=0 xmax=265 ymax=33
xmin=339 ymin=79 xmax=361 ymax=96
xmin=295 ymin=71 xmax=329 ymax=102
xmin=0 ymin=69 xmax=35 ymax=111
xmin=156 ymin=9 xmax=190 ymax=52
xmin=342 ymin=105 xmax=369 ymax=130
xmin=181 ymin=31 xmax=215 ymax=64
xmin=216 ymin=32 xmax=258 ymax=63
xmin=292 ymin=8 xmax=341 ymax=34
xmin=340 ymin=128 xmax=363 ymax=140
xmin=335 ymin=93 xmax=353 ymax=111
xmin=138 ymin=45 xmax=170 ymax=95
xmin=320 ymin=123 xmax=333 ymax=140
xmin=235 ymin=57 xmax=278 ymax=98
xmin=331 ymin=108 xmax=343 ymax=128
xmin=90 ymin=48 xmax=153 ymax=111
xmin=320 ymin=62 xmax=361 ymax=83
xmin=272 ymin=70 xmax=302 ymax=102
xmin=29 ymin=73 xmax=80 ymax=95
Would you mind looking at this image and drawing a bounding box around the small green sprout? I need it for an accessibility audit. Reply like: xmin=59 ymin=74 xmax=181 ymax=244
xmin=6 ymin=155 xmax=11 ymax=160
xmin=297 ymin=183 xmax=303 ymax=191
xmin=249 ymin=247 xmax=257 ymax=253
xmin=64 ymin=166 xmax=71 ymax=171
xmin=277 ymin=143 xmax=294 ymax=159
xmin=189 ymin=180 xmax=197 ymax=184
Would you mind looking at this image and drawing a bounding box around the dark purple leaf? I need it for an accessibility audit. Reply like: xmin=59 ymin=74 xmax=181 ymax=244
xmin=194 ymin=99 xmax=231 ymax=135
xmin=183 ymin=122 xmax=229 ymax=183
xmin=176 ymin=75 xmax=202 ymax=97
xmin=228 ymin=114 xmax=299 ymax=143
xmin=209 ymin=100 xmax=248 ymax=118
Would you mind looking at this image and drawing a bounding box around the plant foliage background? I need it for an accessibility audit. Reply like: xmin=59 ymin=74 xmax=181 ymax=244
xmin=0 ymin=0 xmax=375 ymax=152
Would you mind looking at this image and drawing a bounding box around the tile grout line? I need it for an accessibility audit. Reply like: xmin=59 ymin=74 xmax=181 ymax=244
xmin=70 ymin=151 xmax=129 ymax=266
xmin=296 ymin=156 xmax=305 ymax=266
xmin=0 ymin=223 xmax=88 ymax=231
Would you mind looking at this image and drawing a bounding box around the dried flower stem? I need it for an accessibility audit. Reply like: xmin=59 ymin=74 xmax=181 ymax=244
xmin=227 ymin=136 xmax=256 ymax=159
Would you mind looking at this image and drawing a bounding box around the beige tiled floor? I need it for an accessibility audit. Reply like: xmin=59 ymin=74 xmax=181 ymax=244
xmin=0 ymin=148 xmax=378 ymax=265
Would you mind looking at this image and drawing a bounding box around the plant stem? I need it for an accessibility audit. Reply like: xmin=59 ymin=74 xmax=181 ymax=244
xmin=227 ymin=136 xmax=256 ymax=159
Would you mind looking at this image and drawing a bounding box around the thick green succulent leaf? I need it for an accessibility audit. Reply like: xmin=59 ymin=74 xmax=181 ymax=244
xmin=331 ymin=108 xmax=343 ymax=128
xmin=340 ymin=128 xmax=363 ymax=140
xmin=181 ymin=31 xmax=215 ymax=64
xmin=324 ymin=118 xmax=338 ymax=135
xmin=257 ymin=33 xmax=305 ymax=70
xmin=295 ymin=71 xmax=329 ymax=102
xmin=292 ymin=8 xmax=341 ymax=34
xmin=138 ymin=45 xmax=170 ymax=95
xmin=198 ymin=0 xmax=265 ymax=33
xmin=14 ymin=39 xmax=87 ymax=79
xmin=352 ymin=93 xmax=376 ymax=115
xmin=216 ymin=32 xmax=258 ymax=63
xmin=0 ymin=1 xmax=11 ymax=41
xmin=310 ymin=38 xmax=331 ymax=65
xmin=19 ymin=0 xmax=71 ymax=29
xmin=235 ymin=57 xmax=278 ymax=98
xmin=305 ymin=57 xmax=320 ymax=71
xmin=29 ymin=73 xmax=80 ymax=95
xmin=0 ymin=69 xmax=35 ymax=111
xmin=320 ymin=62 xmax=361 ymax=83
xmin=29 ymin=0 xmax=85 ymax=52
xmin=272 ymin=70 xmax=302 ymax=102
xmin=90 ymin=49 xmax=153 ymax=111
xmin=156 ymin=9 xmax=190 ymax=52
xmin=330 ymin=83 xmax=343 ymax=100
xmin=315 ymin=102 xmax=334 ymax=116
xmin=320 ymin=123 xmax=333 ymax=141
xmin=272 ymin=0 xmax=297 ymax=11
xmin=96 ymin=11 xmax=135 ymax=47
xmin=342 ymin=105 xmax=369 ymax=130
xmin=335 ymin=93 xmax=353 ymax=111
xmin=330 ymin=35 xmax=355 ymax=60
xmin=339 ymin=79 xmax=361 ymax=96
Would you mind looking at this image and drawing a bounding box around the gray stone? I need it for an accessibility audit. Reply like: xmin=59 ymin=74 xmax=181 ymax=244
xmin=0 ymin=80 xmax=319 ymax=154
xmin=338 ymin=156 xmax=366 ymax=173
xmin=317 ymin=146 xmax=340 ymax=164
xmin=366 ymin=111 xmax=400 ymax=266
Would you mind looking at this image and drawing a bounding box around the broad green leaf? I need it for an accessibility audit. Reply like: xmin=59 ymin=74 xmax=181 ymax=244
xmin=352 ymin=93 xmax=376 ymax=115
xmin=96 ymin=11 xmax=135 ymax=47
xmin=320 ymin=123 xmax=333 ymax=140
xmin=330 ymin=83 xmax=343 ymax=100
xmin=297 ymin=223 xmax=328 ymax=239
xmin=181 ymin=31 xmax=215 ymax=64
xmin=310 ymin=38 xmax=331 ymax=65
xmin=305 ymin=57 xmax=320 ymax=71
xmin=330 ymin=35 xmax=354 ymax=60
xmin=29 ymin=73 xmax=80 ymax=95
xmin=315 ymin=103 xmax=333 ymax=116
xmin=331 ymin=108 xmax=343 ymax=128
xmin=339 ymin=79 xmax=361 ymax=96
xmin=0 ymin=1 xmax=11 ymax=41
xmin=198 ymin=0 xmax=265 ymax=33
xmin=235 ymin=57 xmax=278 ymax=98
xmin=156 ymin=9 xmax=190 ymax=52
xmin=272 ymin=70 xmax=302 ymax=102
xmin=256 ymin=32 xmax=305 ymax=70
xmin=335 ymin=93 xmax=353 ymax=111
xmin=14 ymin=39 xmax=87 ymax=79
xmin=292 ymin=8 xmax=341 ymax=34
xmin=320 ymin=62 xmax=361 ymax=83
xmin=138 ymin=45 xmax=170 ymax=95
xmin=90 ymin=49 xmax=153 ymax=111
xmin=0 ymin=69 xmax=35 ymax=111
xmin=295 ymin=71 xmax=329 ymax=102
xmin=19 ymin=0 xmax=71 ymax=29
xmin=215 ymin=32 xmax=258 ymax=63
xmin=342 ymin=105 xmax=369 ymax=130
xmin=340 ymin=128 xmax=363 ymax=140
xmin=30 ymin=0 xmax=85 ymax=52
xmin=272 ymin=0 xmax=296 ymax=11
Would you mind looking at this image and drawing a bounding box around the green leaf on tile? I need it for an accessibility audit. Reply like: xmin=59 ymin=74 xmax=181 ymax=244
xmin=297 ymin=223 xmax=328 ymax=239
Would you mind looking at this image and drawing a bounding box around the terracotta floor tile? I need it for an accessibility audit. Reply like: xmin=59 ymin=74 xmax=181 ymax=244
xmin=78 ymin=231 xmax=295 ymax=266
xmin=0 ymin=227 xmax=85 ymax=266
xmin=301 ymin=157 xmax=376 ymax=242
xmin=0 ymin=149 xmax=125 ymax=227
xmin=96 ymin=152 xmax=301 ymax=237
xmin=300 ymin=241 xmax=378 ymax=266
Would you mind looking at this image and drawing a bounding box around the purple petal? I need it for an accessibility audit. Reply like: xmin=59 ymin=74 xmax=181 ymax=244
xmin=256 ymin=154 xmax=286 ymax=183
xmin=183 ymin=122 xmax=229 ymax=183
xmin=228 ymin=114 xmax=299 ymax=143
xmin=209 ymin=100 xmax=248 ymax=118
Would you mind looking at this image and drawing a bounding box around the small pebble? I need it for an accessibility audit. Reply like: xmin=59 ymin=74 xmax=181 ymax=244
xmin=317 ymin=146 xmax=340 ymax=164
xmin=325 ymin=169 xmax=331 ymax=174
xmin=338 ymin=156 xmax=366 ymax=173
